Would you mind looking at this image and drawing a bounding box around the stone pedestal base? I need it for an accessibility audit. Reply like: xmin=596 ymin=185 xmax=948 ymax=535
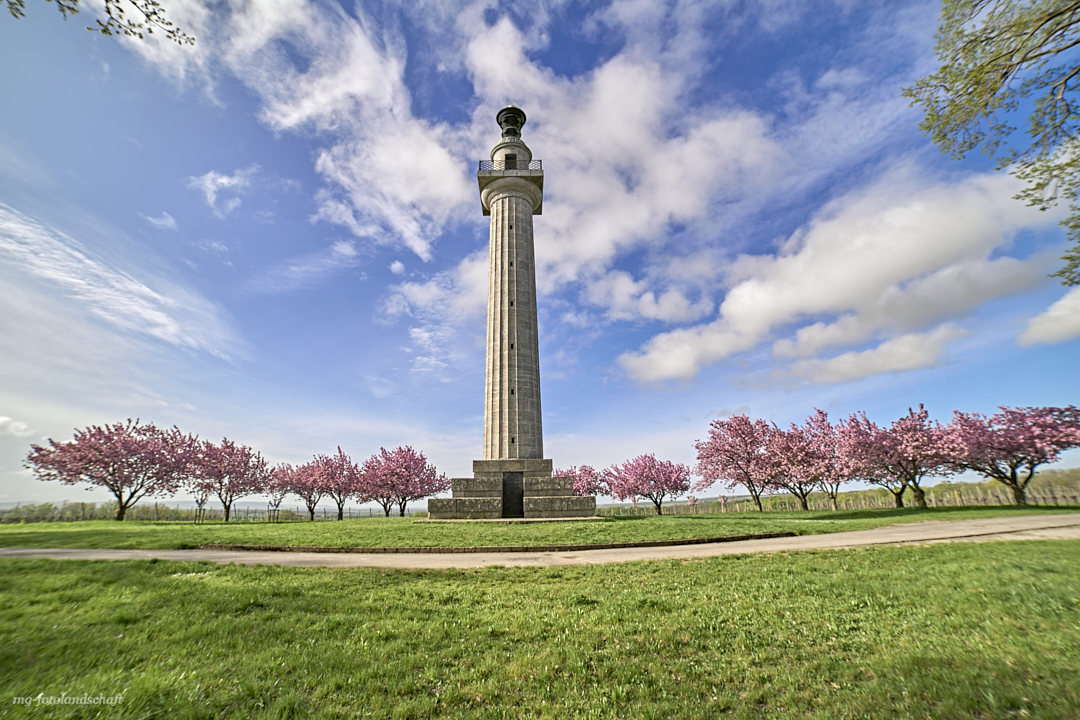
xmin=428 ymin=459 xmax=596 ymax=520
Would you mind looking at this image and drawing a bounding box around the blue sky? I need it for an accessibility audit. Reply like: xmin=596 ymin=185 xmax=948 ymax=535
xmin=1 ymin=0 xmax=1078 ymax=508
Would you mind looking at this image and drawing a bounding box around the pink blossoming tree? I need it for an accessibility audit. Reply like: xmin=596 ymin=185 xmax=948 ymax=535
xmin=839 ymin=406 xmax=957 ymax=508
xmin=25 ymin=419 xmax=193 ymax=521
xmin=190 ymin=438 xmax=269 ymax=521
xmin=604 ymin=454 xmax=691 ymax=515
xmin=839 ymin=412 xmax=909 ymax=507
xmin=947 ymin=406 xmax=1080 ymax=505
xmin=554 ymin=465 xmax=607 ymax=497
xmin=359 ymin=446 xmax=448 ymax=516
xmin=767 ymin=424 xmax=820 ymax=511
xmin=694 ymin=415 xmax=777 ymax=511
xmin=314 ymin=447 xmax=360 ymax=520
xmin=266 ymin=463 xmax=293 ymax=511
xmin=289 ymin=461 xmax=326 ymax=521
xmin=881 ymin=405 xmax=958 ymax=508
xmin=799 ymin=409 xmax=852 ymax=510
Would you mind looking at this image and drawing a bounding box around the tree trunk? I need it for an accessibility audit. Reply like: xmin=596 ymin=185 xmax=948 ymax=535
xmin=337 ymin=504 xmax=344 ymax=521
xmin=910 ymin=485 xmax=927 ymax=509
xmin=892 ymin=490 xmax=904 ymax=508
xmin=115 ymin=498 xmax=126 ymax=521
xmin=397 ymin=501 xmax=408 ymax=517
xmin=796 ymin=495 xmax=808 ymax=511
xmin=652 ymin=498 xmax=663 ymax=515
xmin=223 ymin=502 xmax=232 ymax=522
xmin=1011 ymin=484 xmax=1028 ymax=505
xmin=307 ymin=505 xmax=316 ymax=521
xmin=830 ymin=496 xmax=838 ymax=511
xmin=752 ymin=495 xmax=763 ymax=512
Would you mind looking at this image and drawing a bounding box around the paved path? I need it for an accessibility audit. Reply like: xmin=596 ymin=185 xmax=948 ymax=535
xmin=1 ymin=514 xmax=1078 ymax=570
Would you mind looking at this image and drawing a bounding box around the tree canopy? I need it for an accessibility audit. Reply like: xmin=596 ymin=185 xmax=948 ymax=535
xmin=5 ymin=0 xmax=193 ymax=45
xmin=904 ymin=0 xmax=1080 ymax=285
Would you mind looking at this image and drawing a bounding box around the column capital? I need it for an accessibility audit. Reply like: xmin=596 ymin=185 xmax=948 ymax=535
xmin=480 ymin=175 xmax=544 ymax=215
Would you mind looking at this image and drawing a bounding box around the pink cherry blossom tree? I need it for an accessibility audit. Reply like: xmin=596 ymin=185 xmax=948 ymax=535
xmin=947 ymin=406 xmax=1080 ymax=505
xmin=267 ymin=463 xmax=294 ymax=511
xmin=25 ymin=419 xmax=194 ymax=521
xmin=799 ymin=409 xmax=852 ymax=510
xmin=694 ymin=415 xmax=778 ymax=511
xmin=840 ymin=406 xmax=957 ymax=508
xmin=604 ymin=454 xmax=691 ymax=515
xmin=839 ymin=412 xmax=909 ymax=507
xmin=189 ymin=438 xmax=269 ymax=521
xmin=359 ymin=446 xmax=449 ymax=516
xmin=882 ymin=405 xmax=959 ymax=509
xmin=553 ymin=465 xmax=607 ymax=496
xmin=767 ymin=424 xmax=820 ymax=511
xmin=289 ymin=461 xmax=326 ymax=521
xmin=313 ymin=447 xmax=360 ymax=520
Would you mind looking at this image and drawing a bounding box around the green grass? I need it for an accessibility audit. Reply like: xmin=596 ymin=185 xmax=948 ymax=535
xmin=1 ymin=539 xmax=1078 ymax=718
xmin=0 ymin=505 xmax=1076 ymax=550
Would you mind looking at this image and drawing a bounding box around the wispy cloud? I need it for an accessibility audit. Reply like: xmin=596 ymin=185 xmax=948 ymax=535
xmin=381 ymin=250 xmax=489 ymax=375
xmin=0 ymin=203 xmax=242 ymax=359
xmin=141 ymin=211 xmax=178 ymax=230
xmin=187 ymin=165 xmax=259 ymax=218
xmin=245 ymin=240 xmax=366 ymax=294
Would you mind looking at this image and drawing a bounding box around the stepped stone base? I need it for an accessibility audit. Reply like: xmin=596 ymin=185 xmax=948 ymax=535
xmin=428 ymin=459 xmax=596 ymax=520
xmin=524 ymin=496 xmax=596 ymax=518
xmin=427 ymin=497 xmax=502 ymax=520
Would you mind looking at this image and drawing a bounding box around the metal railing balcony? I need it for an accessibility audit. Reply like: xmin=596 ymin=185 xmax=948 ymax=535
xmin=478 ymin=159 xmax=543 ymax=171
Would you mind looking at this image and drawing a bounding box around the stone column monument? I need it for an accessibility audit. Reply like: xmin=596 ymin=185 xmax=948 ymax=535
xmin=428 ymin=106 xmax=596 ymax=520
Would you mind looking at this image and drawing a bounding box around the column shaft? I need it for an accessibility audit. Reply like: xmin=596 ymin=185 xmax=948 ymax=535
xmin=484 ymin=190 xmax=543 ymax=460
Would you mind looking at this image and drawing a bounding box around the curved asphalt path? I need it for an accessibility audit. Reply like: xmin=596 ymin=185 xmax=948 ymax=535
xmin=1 ymin=514 xmax=1078 ymax=570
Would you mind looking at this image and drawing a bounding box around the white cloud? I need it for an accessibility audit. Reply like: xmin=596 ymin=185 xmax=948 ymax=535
xmin=619 ymin=168 xmax=1058 ymax=382
xmin=123 ymin=0 xmax=472 ymax=259
xmin=381 ymin=250 xmax=489 ymax=374
xmin=142 ymin=211 xmax=178 ymax=230
xmin=585 ymin=270 xmax=713 ymax=323
xmin=246 ymin=240 xmax=365 ymax=294
xmin=1018 ymin=287 xmax=1080 ymax=345
xmin=782 ymin=324 xmax=969 ymax=384
xmin=463 ymin=18 xmax=786 ymax=290
xmin=0 ymin=203 xmax=242 ymax=359
xmin=772 ymin=255 xmax=1047 ymax=358
xmin=0 ymin=416 xmax=33 ymax=438
xmin=389 ymin=260 xmax=406 ymax=275
xmin=384 ymin=250 xmax=488 ymax=323
xmin=117 ymin=0 xmax=786 ymax=290
xmin=106 ymin=0 xmax=1051 ymax=383
xmin=198 ymin=239 xmax=229 ymax=255
xmin=187 ymin=165 xmax=258 ymax=218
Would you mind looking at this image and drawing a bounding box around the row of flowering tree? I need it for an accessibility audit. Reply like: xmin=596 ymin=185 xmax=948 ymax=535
xmin=281 ymin=445 xmax=450 ymax=520
xmin=694 ymin=405 xmax=1080 ymax=509
xmin=557 ymin=454 xmax=693 ymax=515
xmin=24 ymin=419 xmax=448 ymax=520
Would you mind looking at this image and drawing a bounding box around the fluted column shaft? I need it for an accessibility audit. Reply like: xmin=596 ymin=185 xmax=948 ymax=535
xmin=484 ymin=186 xmax=543 ymax=460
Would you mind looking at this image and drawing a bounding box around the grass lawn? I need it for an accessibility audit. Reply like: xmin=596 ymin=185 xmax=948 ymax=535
xmin=1 ymin=539 xmax=1078 ymax=718
xmin=0 ymin=505 xmax=1077 ymax=550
